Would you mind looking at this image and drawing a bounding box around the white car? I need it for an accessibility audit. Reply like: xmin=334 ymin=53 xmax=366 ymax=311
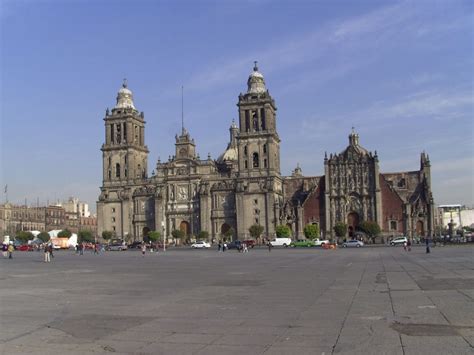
xmin=191 ymin=241 xmax=211 ymax=249
xmin=390 ymin=236 xmax=408 ymax=246
xmin=270 ymin=238 xmax=292 ymax=247
xmin=343 ymin=240 xmax=364 ymax=248
xmin=313 ymin=238 xmax=330 ymax=247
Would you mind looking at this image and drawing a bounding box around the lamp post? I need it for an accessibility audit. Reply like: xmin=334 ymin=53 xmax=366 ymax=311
xmin=161 ymin=220 xmax=166 ymax=252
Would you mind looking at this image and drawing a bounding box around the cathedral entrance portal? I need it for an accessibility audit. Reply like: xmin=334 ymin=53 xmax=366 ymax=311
xmin=142 ymin=227 xmax=150 ymax=240
xmin=416 ymin=220 xmax=424 ymax=236
xmin=221 ymin=223 xmax=233 ymax=241
xmin=179 ymin=221 xmax=190 ymax=237
xmin=347 ymin=212 xmax=359 ymax=239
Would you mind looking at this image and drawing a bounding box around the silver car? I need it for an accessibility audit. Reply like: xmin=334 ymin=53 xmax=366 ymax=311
xmin=342 ymin=240 xmax=364 ymax=248
xmin=390 ymin=237 xmax=408 ymax=246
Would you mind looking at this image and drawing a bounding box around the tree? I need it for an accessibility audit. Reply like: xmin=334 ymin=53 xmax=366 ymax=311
xmin=223 ymin=227 xmax=235 ymax=241
xmin=148 ymin=231 xmax=161 ymax=242
xmin=37 ymin=231 xmax=50 ymax=243
xmin=16 ymin=231 xmax=35 ymax=243
xmin=78 ymin=230 xmax=93 ymax=243
xmin=249 ymin=224 xmax=264 ymax=240
xmin=172 ymin=229 xmax=185 ymax=240
xmin=57 ymin=229 xmax=72 ymax=238
xmin=276 ymin=225 xmax=291 ymax=238
xmin=303 ymin=224 xmax=320 ymax=239
xmin=359 ymin=221 xmax=381 ymax=243
xmin=197 ymin=230 xmax=209 ymax=241
xmin=102 ymin=230 xmax=113 ymax=241
xmin=333 ymin=223 xmax=347 ymax=238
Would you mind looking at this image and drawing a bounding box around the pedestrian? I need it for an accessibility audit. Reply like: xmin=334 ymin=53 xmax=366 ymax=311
xmin=403 ymin=241 xmax=407 ymax=251
xmin=243 ymin=243 xmax=248 ymax=253
xmin=44 ymin=243 xmax=51 ymax=262
xmin=2 ymin=243 xmax=7 ymax=258
xmin=141 ymin=243 xmax=146 ymax=257
xmin=426 ymin=237 xmax=430 ymax=254
xmin=268 ymin=241 xmax=272 ymax=252
xmin=94 ymin=243 xmax=99 ymax=255
xmin=407 ymin=239 xmax=412 ymax=252
xmin=223 ymin=242 xmax=227 ymax=252
xmin=217 ymin=242 xmax=221 ymax=252
xmin=7 ymin=243 xmax=14 ymax=259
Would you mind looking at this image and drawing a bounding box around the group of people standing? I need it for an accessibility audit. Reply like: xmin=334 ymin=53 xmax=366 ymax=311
xmin=2 ymin=243 xmax=14 ymax=259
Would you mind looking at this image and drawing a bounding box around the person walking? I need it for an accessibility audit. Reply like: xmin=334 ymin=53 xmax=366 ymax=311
xmin=407 ymin=239 xmax=412 ymax=252
xmin=243 ymin=243 xmax=248 ymax=253
xmin=403 ymin=241 xmax=407 ymax=251
xmin=80 ymin=242 xmax=84 ymax=256
xmin=217 ymin=242 xmax=221 ymax=252
xmin=223 ymin=242 xmax=227 ymax=252
xmin=426 ymin=237 xmax=430 ymax=254
xmin=7 ymin=243 xmax=14 ymax=259
xmin=2 ymin=243 xmax=7 ymax=258
xmin=141 ymin=243 xmax=146 ymax=257
xmin=44 ymin=243 xmax=51 ymax=262
xmin=268 ymin=241 xmax=272 ymax=252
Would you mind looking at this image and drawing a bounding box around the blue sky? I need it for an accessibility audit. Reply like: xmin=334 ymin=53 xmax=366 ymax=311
xmin=1 ymin=0 xmax=473 ymax=211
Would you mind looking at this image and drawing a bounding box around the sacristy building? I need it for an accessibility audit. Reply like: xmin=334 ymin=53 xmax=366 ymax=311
xmin=97 ymin=64 xmax=435 ymax=241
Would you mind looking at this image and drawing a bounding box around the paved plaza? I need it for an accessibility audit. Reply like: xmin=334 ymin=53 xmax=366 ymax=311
xmin=1 ymin=245 xmax=473 ymax=355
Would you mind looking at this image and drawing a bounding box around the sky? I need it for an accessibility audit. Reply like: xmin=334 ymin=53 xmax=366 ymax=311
xmin=1 ymin=0 xmax=473 ymax=212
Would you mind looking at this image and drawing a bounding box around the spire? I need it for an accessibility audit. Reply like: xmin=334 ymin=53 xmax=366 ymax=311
xmin=253 ymin=60 xmax=258 ymax=72
xmin=181 ymin=85 xmax=185 ymax=135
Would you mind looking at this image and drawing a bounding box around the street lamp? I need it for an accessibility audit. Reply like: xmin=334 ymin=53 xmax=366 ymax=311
xmin=161 ymin=220 xmax=166 ymax=252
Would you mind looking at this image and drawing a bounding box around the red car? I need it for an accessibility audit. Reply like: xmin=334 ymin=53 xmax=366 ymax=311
xmin=17 ymin=244 xmax=34 ymax=251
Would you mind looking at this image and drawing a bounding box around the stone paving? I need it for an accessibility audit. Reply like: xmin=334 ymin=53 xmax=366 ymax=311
xmin=0 ymin=245 xmax=473 ymax=354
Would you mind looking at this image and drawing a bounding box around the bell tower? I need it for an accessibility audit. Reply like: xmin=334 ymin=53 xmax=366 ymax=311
xmin=235 ymin=63 xmax=282 ymax=240
xmin=237 ymin=62 xmax=280 ymax=177
xmin=101 ymin=80 xmax=149 ymax=186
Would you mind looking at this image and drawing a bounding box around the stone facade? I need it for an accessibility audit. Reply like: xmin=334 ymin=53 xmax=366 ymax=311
xmin=97 ymin=65 xmax=435 ymax=242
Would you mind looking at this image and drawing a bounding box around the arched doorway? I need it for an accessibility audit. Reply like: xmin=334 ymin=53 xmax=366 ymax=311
xmin=179 ymin=221 xmax=190 ymax=236
xmin=347 ymin=212 xmax=359 ymax=239
xmin=416 ymin=221 xmax=424 ymax=236
xmin=142 ymin=227 xmax=150 ymax=241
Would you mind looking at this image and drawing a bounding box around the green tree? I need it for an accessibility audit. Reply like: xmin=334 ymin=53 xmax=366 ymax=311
xmin=359 ymin=221 xmax=381 ymax=243
xmin=223 ymin=227 xmax=235 ymax=241
xmin=172 ymin=229 xmax=185 ymax=240
xmin=102 ymin=230 xmax=113 ymax=241
xmin=276 ymin=225 xmax=291 ymax=238
xmin=303 ymin=224 xmax=320 ymax=239
xmin=57 ymin=229 xmax=72 ymax=238
xmin=37 ymin=231 xmax=50 ymax=243
xmin=333 ymin=222 xmax=347 ymax=238
xmin=148 ymin=231 xmax=161 ymax=242
xmin=249 ymin=224 xmax=264 ymax=240
xmin=78 ymin=230 xmax=93 ymax=243
xmin=16 ymin=231 xmax=35 ymax=243
xmin=197 ymin=230 xmax=209 ymax=241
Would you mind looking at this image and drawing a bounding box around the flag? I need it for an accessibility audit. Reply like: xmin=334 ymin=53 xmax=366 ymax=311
xmin=4 ymin=185 xmax=6 ymax=194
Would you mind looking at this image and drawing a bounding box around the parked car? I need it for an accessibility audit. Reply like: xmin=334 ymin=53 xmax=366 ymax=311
xmin=390 ymin=236 xmax=408 ymax=246
xmin=106 ymin=243 xmax=128 ymax=251
xmin=313 ymin=238 xmax=330 ymax=247
xmin=17 ymin=244 xmax=34 ymax=252
xmin=290 ymin=240 xmax=314 ymax=248
xmin=270 ymin=238 xmax=292 ymax=247
xmin=226 ymin=240 xmax=243 ymax=250
xmin=191 ymin=241 xmax=211 ymax=249
xmin=342 ymin=240 xmax=364 ymax=248
xmin=127 ymin=241 xmax=143 ymax=249
xmin=242 ymin=240 xmax=256 ymax=248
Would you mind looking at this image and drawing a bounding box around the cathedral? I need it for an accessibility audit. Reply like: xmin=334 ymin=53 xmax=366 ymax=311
xmin=97 ymin=64 xmax=435 ymax=242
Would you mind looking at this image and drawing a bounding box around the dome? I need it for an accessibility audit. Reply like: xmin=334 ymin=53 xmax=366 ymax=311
xmin=217 ymin=146 xmax=238 ymax=163
xmin=247 ymin=61 xmax=266 ymax=94
xmin=115 ymin=79 xmax=136 ymax=109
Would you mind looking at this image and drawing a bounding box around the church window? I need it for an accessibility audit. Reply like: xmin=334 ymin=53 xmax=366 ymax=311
xmin=111 ymin=124 xmax=115 ymax=144
xmin=253 ymin=153 xmax=259 ymax=168
xmin=263 ymin=144 xmax=267 ymax=154
xmin=137 ymin=164 xmax=141 ymax=178
xmin=135 ymin=126 xmax=138 ymax=143
xmin=245 ymin=111 xmax=250 ymax=132
xmin=398 ymin=178 xmax=406 ymax=188
xmin=112 ymin=226 xmax=116 ymax=231
xmin=260 ymin=109 xmax=266 ymax=130
xmin=116 ymin=124 xmax=121 ymax=144
xmin=115 ymin=163 xmax=121 ymax=178
xmin=244 ymin=160 xmax=248 ymax=169
xmin=125 ymin=169 xmax=127 ymax=177
xmin=124 ymin=156 xmax=127 ymax=164
xmin=255 ymin=218 xmax=259 ymax=224
xmin=264 ymin=159 xmax=267 ymax=168
xmin=112 ymin=208 xmax=115 ymax=213
xmin=244 ymin=146 xmax=248 ymax=156
xmin=254 ymin=199 xmax=258 ymax=205
xmin=123 ymin=123 xmax=127 ymax=142
xmin=390 ymin=221 xmax=397 ymax=230
xmin=108 ymin=170 xmax=111 ymax=180
xmin=112 ymin=217 xmax=115 ymax=222
xmin=108 ymin=157 xmax=111 ymax=166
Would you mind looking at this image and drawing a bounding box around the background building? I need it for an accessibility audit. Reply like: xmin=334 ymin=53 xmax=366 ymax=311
xmin=98 ymin=65 xmax=435 ymax=242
